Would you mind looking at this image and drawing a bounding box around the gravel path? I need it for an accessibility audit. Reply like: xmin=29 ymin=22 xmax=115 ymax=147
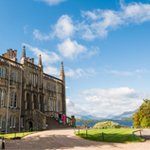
xmin=5 ymin=129 xmax=150 ymax=150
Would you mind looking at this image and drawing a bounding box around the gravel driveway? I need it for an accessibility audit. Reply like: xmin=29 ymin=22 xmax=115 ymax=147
xmin=5 ymin=129 xmax=150 ymax=150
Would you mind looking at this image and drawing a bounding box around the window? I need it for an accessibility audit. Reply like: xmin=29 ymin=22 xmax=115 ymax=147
xmin=9 ymin=116 xmax=16 ymax=128
xmin=10 ymin=72 xmax=17 ymax=82
xmin=9 ymin=116 xmax=13 ymax=128
xmin=0 ymin=68 xmax=6 ymax=78
xmin=0 ymin=116 xmax=2 ymax=129
xmin=13 ymin=117 xmax=16 ymax=128
xmin=21 ymin=118 xmax=24 ymax=128
xmin=0 ymin=89 xmax=5 ymax=107
xmin=10 ymin=92 xmax=17 ymax=108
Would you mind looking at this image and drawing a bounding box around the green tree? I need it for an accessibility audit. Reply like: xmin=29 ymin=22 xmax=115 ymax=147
xmin=133 ymin=99 xmax=150 ymax=128
xmin=133 ymin=112 xmax=140 ymax=128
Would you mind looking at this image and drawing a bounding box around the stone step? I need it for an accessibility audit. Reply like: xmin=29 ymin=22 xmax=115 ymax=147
xmin=46 ymin=117 xmax=72 ymax=129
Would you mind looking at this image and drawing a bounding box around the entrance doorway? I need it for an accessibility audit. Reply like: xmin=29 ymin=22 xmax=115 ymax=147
xmin=28 ymin=121 xmax=33 ymax=131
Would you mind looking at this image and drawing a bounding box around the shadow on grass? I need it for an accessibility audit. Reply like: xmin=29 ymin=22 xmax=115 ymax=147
xmin=76 ymin=132 xmax=144 ymax=143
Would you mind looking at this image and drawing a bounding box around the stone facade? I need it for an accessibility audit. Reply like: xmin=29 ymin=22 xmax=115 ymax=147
xmin=0 ymin=46 xmax=66 ymax=133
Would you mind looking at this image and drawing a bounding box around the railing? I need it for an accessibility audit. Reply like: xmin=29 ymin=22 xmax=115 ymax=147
xmin=45 ymin=111 xmax=75 ymax=127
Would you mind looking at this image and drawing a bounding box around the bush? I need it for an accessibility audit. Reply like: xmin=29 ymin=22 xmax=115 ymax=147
xmin=140 ymin=117 xmax=150 ymax=128
xmin=93 ymin=121 xmax=121 ymax=129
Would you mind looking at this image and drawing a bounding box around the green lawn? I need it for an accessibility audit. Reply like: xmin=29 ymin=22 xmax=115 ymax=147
xmin=0 ymin=132 xmax=33 ymax=139
xmin=75 ymin=128 xmax=144 ymax=143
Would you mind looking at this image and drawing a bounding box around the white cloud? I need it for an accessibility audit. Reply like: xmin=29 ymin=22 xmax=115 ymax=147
xmin=23 ymin=43 xmax=60 ymax=64
xmin=54 ymin=15 xmax=75 ymax=39
xmin=66 ymin=68 xmax=96 ymax=78
xmin=57 ymin=38 xmax=86 ymax=58
xmin=67 ymin=87 xmax=144 ymax=118
xmin=123 ymin=2 xmax=150 ymax=23
xmin=81 ymin=2 xmax=150 ymax=40
xmin=37 ymin=0 xmax=66 ymax=6
xmin=106 ymin=69 xmax=146 ymax=77
xmin=44 ymin=66 xmax=60 ymax=75
xmin=33 ymin=2 xmax=150 ymax=41
xmin=66 ymin=98 xmax=89 ymax=118
xmin=33 ymin=29 xmax=51 ymax=41
xmin=81 ymin=87 xmax=141 ymax=117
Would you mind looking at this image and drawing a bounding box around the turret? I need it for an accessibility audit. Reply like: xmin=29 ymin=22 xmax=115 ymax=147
xmin=60 ymin=61 xmax=65 ymax=82
xmin=22 ymin=46 xmax=26 ymax=58
xmin=20 ymin=46 xmax=26 ymax=64
xmin=38 ymin=54 xmax=43 ymax=69
xmin=60 ymin=61 xmax=66 ymax=114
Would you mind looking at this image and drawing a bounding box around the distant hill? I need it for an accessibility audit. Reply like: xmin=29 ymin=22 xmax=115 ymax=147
xmin=107 ymin=110 xmax=136 ymax=120
xmin=77 ymin=110 xmax=136 ymax=120
xmin=79 ymin=115 xmax=102 ymax=120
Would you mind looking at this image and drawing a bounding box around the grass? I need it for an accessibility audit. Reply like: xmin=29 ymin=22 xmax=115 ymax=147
xmin=75 ymin=128 xmax=144 ymax=143
xmin=0 ymin=132 xmax=33 ymax=139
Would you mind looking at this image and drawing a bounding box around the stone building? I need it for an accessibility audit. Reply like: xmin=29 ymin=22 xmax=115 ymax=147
xmin=0 ymin=46 xmax=66 ymax=133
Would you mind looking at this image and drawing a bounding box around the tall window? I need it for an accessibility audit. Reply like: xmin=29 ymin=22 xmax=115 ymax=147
xmin=9 ymin=116 xmax=16 ymax=128
xmin=49 ymin=98 xmax=54 ymax=111
xmin=13 ymin=117 xmax=16 ymax=128
xmin=0 ymin=115 xmax=2 ymax=129
xmin=0 ymin=89 xmax=5 ymax=107
xmin=26 ymin=93 xmax=32 ymax=110
xmin=10 ymin=72 xmax=17 ymax=82
xmin=0 ymin=68 xmax=6 ymax=78
xmin=34 ymin=94 xmax=38 ymax=109
xmin=10 ymin=92 xmax=17 ymax=108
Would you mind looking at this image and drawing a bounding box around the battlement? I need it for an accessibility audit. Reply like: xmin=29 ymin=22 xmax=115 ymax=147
xmin=2 ymin=49 xmax=17 ymax=62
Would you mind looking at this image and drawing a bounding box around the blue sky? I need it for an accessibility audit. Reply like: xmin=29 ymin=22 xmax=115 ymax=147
xmin=1 ymin=0 xmax=150 ymax=118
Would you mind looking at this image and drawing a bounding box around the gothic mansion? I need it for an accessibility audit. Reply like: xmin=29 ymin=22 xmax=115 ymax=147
xmin=0 ymin=46 xmax=66 ymax=133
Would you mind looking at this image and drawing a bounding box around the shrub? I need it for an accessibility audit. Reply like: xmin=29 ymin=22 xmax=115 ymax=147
xmin=93 ymin=121 xmax=121 ymax=129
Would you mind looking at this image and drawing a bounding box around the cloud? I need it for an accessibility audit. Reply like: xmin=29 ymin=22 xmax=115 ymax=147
xmin=67 ymin=87 xmax=144 ymax=118
xmin=37 ymin=0 xmax=66 ymax=6
xmin=54 ymin=15 xmax=75 ymax=39
xmin=66 ymin=68 xmax=96 ymax=78
xmin=44 ymin=66 xmax=60 ymax=75
xmin=23 ymin=43 xmax=60 ymax=64
xmin=106 ymin=69 xmax=146 ymax=77
xmin=57 ymin=38 xmax=86 ymax=59
xmin=66 ymin=98 xmax=89 ymax=118
xmin=33 ymin=29 xmax=51 ymax=41
xmin=81 ymin=2 xmax=150 ymax=40
xmin=33 ymin=2 xmax=150 ymax=41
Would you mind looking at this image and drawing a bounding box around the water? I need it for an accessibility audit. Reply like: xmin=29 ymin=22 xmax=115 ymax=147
xmin=76 ymin=120 xmax=133 ymax=128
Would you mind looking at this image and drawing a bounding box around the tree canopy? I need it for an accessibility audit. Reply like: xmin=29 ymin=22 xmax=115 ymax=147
xmin=93 ymin=121 xmax=121 ymax=129
xmin=133 ymin=99 xmax=150 ymax=128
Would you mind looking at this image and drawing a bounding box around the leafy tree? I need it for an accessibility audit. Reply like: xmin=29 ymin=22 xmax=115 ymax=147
xmin=93 ymin=121 xmax=121 ymax=129
xmin=133 ymin=99 xmax=150 ymax=128
xmin=133 ymin=112 xmax=140 ymax=128
xmin=141 ymin=117 xmax=150 ymax=127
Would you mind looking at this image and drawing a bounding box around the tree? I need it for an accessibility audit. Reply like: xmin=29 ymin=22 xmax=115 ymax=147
xmin=133 ymin=99 xmax=150 ymax=128
xmin=133 ymin=112 xmax=140 ymax=128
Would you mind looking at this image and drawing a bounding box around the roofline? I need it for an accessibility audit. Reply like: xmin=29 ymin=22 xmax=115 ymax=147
xmin=43 ymin=73 xmax=63 ymax=82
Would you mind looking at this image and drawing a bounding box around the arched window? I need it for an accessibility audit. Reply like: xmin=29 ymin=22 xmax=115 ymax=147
xmin=10 ymin=72 xmax=17 ymax=82
xmin=1 ymin=89 xmax=5 ymax=107
xmin=0 ymin=115 xmax=2 ymax=129
xmin=49 ymin=97 xmax=53 ymax=111
xmin=27 ymin=93 xmax=31 ymax=110
xmin=34 ymin=94 xmax=38 ymax=109
xmin=0 ymin=68 xmax=6 ymax=78
xmin=10 ymin=92 xmax=17 ymax=108
xmin=9 ymin=116 xmax=16 ymax=128
xmin=40 ymin=95 xmax=43 ymax=112
xmin=9 ymin=116 xmax=13 ymax=128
